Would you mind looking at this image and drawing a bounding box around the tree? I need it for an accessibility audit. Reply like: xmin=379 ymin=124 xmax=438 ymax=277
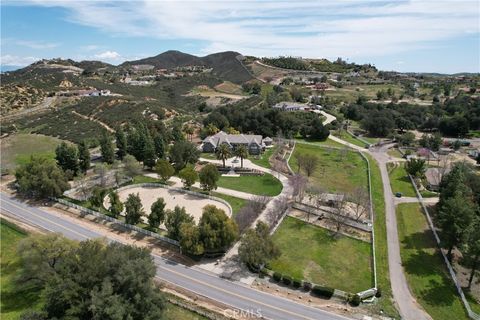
xmin=199 ymin=205 xmax=238 ymax=252
xmin=464 ymin=218 xmax=480 ymax=288
xmin=235 ymin=145 xmax=249 ymax=168
xmin=179 ymin=222 xmax=204 ymax=256
xmin=476 ymin=153 xmax=480 ymax=165
xmin=238 ymin=221 xmax=280 ymax=269
xmin=18 ymin=236 xmax=165 ymax=319
xmin=90 ymin=186 xmax=107 ymax=208
xmin=171 ymin=122 xmax=185 ymax=141
xmin=142 ymin=133 xmax=156 ymax=169
xmin=289 ymin=174 xmax=308 ymax=201
xmin=178 ymin=165 xmax=198 ymax=189
xmin=404 ymin=158 xmax=426 ymax=178
xmin=124 ymin=193 xmax=144 ymax=225
xmin=115 ymin=128 xmax=128 ymax=160
xmin=199 ymin=164 xmax=220 ymax=192
xmin=100 ymin=133 xmax=115 ymax=164
xmin=123 ymin=154 xmax=142 ymax=179
xmin=153 ymin=134 xmax=166 ymax=159
xmin=94 ymin=162 xmax=109 ymax=187
xmin=295 ymin=153 xmax=318 ymax=177
xmin=184 ymin=125 xmax=195 ymax=141
xmin=437 ymin=192 xmax=475 ymax=260
xmin=234 ymin=197 xmax=268 ymax=232
xmin=216 ymin=143 xmax=232 ymax=168
xmin=397 ymin=132 xmax=415 ymax=146
xmin=15 ymin=156 xmax=69 ymax=199
xmin=149 ymin=198 xmax=166 ymax=229
xmin=170 ymin=140 xmax=200 ymax=171
xmin=330 ymin=193 xmax=348 ymax=237
xmin=108 ymin=191 xmax=123 ymax=218
xmin=309 ymin=117 xmax=330 ymax=140
xmin=77 ymin=140 xmax=90 ymax=173
xmin=348 ymin=187 xmax=370 ymax=221
xmin=55 ymin=142 xmax=79 ymax=176
xmin=165 ymin=206 xmax=194 ymax=240
xmin=155 ymin=159 xmax=175 ymax=183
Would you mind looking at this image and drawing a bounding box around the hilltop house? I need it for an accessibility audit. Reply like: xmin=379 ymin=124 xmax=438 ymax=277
xmin=202 ymin=131 xmax=266 ymax=155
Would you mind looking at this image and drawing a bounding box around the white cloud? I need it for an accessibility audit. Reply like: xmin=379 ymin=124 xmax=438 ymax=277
xmin=0 ymin=54 xmax=39 ymax=66
xmin=6 ymin=0 xmax=480 ymax=62
xmin=15 ymin=39 xmax=59 ymax=49
xmin=94 ymin=50 xmax=121 ymax=60
xmin=81 ymin=44 xmax=100 ymax=51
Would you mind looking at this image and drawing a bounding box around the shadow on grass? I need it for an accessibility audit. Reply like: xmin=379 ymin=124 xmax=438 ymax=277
xmin=420 ymin=278 xmax=458 ymax=307
xmin=401 ymin=230 xmax=436 ymax=250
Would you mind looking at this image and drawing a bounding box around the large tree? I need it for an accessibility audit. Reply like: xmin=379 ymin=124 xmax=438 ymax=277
xmin=142 ymin=132 xmax=157 ymax=169
xmin=178 ymin=165 xmax=198 ymax=189
xmin=149 ymin=198 xmax=166 ymax=229
xmin=216 ymin=143 xmax=232 ymax=168
xmin=169 ymin=140 xmax=200 ymax=171
xmin=124 ymin=193 xmax=145 ymax=225
xmin=234 ymin=145 xmax=249 ymax=168
xmin=18 ymin=236 xmax=165 ymax=320
xmin=123 ymin=154 xmax=142 ymax=179
xmin=199 ymin=205 xmax=238 ymax=252
xmin=108 ymin=191 xmax=123 ymax=218
xmin=179 ymin=221 xmax=204 ymax=256
xmin=464 ymin=218 xmax=480 ymax=289
xmin=309 ymin=117 xmax=330 ymax=140
xmin=55 ymin=142 xmax=79 ymax=176
xmin=77 ymin=140 xmax=90 ymax=174
xmin=165 ymin=206 xmax=194 ymax=240
xmin=404 ymin=158 xmax=426 ymax=178
xmin=15 ymin=156 xmax=69 ymax=199
xmin=115 ymin=128 xmax=128 ymax=160
xmin=155 ymin=159 xmax=174 ymax=183
xmin=100 ymin=133 xmax=115 ymax=164
xmin=238 ymin=221 xmax=280 ymax=269
xmin=199 ymin=164 xmax=220 ymax=192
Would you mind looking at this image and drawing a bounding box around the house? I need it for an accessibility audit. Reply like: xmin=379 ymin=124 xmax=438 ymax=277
xmin=263 ymin=137 xmax=273 ymax=146
xmin=272 ymin=102 xmax=310 ymax=112
xmin=202 ymin=131 xmax=265 ymax=155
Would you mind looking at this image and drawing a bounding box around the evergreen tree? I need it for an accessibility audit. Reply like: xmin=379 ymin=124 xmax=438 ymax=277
xmin=165 ymin=206 xmax=193 ymax=240
xmin=115 ymin=128 xmax=128 ymax=160
xmin=155 ymin=159 xmax=175 ymax=183
xmin=55 ymin=142 xmax=79 ymax=175
xmin=108 ymin=191 xmax=123 ymax=218
xmin=178 ymin=165 xmax=198 ymax=189
xmin=199 ymin=164 xmax=220 ymax=191
xmin=199 ymin=205 xmax=238 ymax=252
xmin=153 ymin=134 xmax=165 ymax=159
xmin=148 ymin=198 xmax=166 ymax=229
xmin=179 ymin=222 xmax=204 ymax=256
xmin=77 ymin=140 xmax=90 ymax=174
xmin=124 ymin=193 xmax=144 ymax=225
xmin=142 ymin=132 xmax=156 ymax=169
xmin=100 ymin=133 xmax=115 ymax=164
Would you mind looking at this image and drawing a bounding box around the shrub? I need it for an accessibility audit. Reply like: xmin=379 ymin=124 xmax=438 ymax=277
xmin=303 ymin=281 xmax=312 ymax=291
xmin=375 ymin=287 xmax=382 ymax=298
xmin=350 ymin=294 xmax=361 ymax=306
xmin=311 ymin=285 xmax=334 ymax=299
xmin=259 ymin=268 xmax=270 ymax=277
xmin=292 ymin=279 xmax=302 ymax=288
xmin=272 ymin=272 xmax=282 ymax=282
xmin=282 ymin=275 xmax=292 ymax=286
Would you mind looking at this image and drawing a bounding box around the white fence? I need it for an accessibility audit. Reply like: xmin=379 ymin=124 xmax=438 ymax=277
xmin=409 ymin=175 xmax=480 ymax=320
xmin=54 ymin=197 xmax=180 ymax=247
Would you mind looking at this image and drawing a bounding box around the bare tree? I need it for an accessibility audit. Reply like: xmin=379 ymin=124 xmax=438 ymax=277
xmin=302 ymin=154 xmax=319 ymax=177
xmin=289 ymin=174 xmax=308 ymax=202
xmin=94 ymin=163 xmax=109 ymax=187
xmin=435 ymin=155 xmax=451 ymax=185
xmin=266 ymin=196 xmax=289 ymax=230
xmin=235 ymin=195 xmax=270 ymax=232
xmin=330 ymin=193 xmax=348 ymax=237
xmin=76 ymin=174 xmax=91 ymax=201
xmin=348 ymin=187 xmax=370 ymax=222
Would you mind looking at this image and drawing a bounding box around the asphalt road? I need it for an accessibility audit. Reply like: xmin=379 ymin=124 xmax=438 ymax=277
xmin=0 ymin=193 xmax=352 ymax=320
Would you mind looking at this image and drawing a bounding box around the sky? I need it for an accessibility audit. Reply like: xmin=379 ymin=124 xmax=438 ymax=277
xmin=1 ymin=0 xmax=479 ymax=74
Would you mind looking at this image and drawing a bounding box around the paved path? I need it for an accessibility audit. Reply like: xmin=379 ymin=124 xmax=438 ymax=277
xmin=0 ymin=193 xmax=351 ymax=320
xmin=395 ymin=196 xmax=439 ymax=205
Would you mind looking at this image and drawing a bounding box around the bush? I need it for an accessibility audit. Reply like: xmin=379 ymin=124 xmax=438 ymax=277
xmin=350 ymin=294 xmax=361 ymax=306
xmin=375 ymin=287 xmax=382 ymax=298
xmin=292 ymin=279 xmax=302 ymax=288
xmin=311 ymin=285 xmax=334 ymax=299
xmin=272 ymin=272 xmax=282 ymax=282
xmin=259 ymin=268 xmax=270 ymax=277
xmin=303 ymin=281 xmax=312 ymax=291
xmin=282 ymin=275 xmax=292 ymax=286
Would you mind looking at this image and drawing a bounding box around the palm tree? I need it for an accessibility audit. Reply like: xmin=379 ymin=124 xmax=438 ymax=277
xmin=216 ymin=143 xmax=232 ymax=168
xmin=235 ymin=145 xmax=249 ymax=168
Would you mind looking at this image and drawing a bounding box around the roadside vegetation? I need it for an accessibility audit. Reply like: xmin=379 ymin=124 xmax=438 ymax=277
xmin=217 ymin=173 xmax=282 ymax=196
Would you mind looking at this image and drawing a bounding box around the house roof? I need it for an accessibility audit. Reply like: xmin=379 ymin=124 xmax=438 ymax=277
xmin=203 ymin=131 xmax=264 ymax=148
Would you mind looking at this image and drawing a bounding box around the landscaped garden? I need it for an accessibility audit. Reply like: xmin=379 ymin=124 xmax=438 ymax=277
xmin=217 ymin=173 xmax=282 ymax=196
xmin=269 ymin=216 xmax=372 ymax=293
xmin=289 ymin=143 xmax=368 ymax=194
xmin=387 ymin=162 xmax=417 ymax=197
xmin=396 ymin=203 xmax=477 ymax=320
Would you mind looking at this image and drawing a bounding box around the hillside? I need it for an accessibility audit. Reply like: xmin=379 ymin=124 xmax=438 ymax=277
xmin=121 ymin=50 xmax=203 ymax=69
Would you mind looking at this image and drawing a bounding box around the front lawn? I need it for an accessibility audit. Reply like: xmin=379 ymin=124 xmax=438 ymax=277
xmin=295 ymin=137 xmax=346 ymax=148
xmin=397 ymin=203 xmax=474 ymax=320
xmin=289 ymin=143 xmax=368 ymax=194
xmin=269 ymin=216 xmax=372 ymax=293
xmin=250 ymin=146 xmax=276 ymax=169
xmin=387 ymin=163 xmax=416 ymax=197
xmin=211 ymin=192 xmax=248 ymax=217
xmin=217 ymin=173 xmax=282 ymax=196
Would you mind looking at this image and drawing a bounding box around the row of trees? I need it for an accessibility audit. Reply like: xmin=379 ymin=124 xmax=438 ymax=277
xmin=437 ymin=163 xmax=480 ymax=288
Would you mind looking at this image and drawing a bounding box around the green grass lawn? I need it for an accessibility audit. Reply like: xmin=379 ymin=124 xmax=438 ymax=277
xmin=199 ymin=152 xmax=217 ymax=160
xmin=397 ymin=203 xmax=475 ymax=320
xmin=269 ymin=216 xmax=372 ymax=293
xmin=1 ymin=219 xmax=43 ymax=320
xmin=211 ymin=192 xmax=248 ymax=217
xmin=289 ymin=143 xmax=368 ymax=194
xmin=217 ymin=173 xmax=282 ymax=196
xmin=250 ymin=146 xmax=276 ymax=169
xmin=1 ymin=133 xmax=64 ymax=172
xmin=364 ymin=154 xmax=399 ymax=318
xmin=420 ymin=190 xmax=439 ymax=198
xmin=387 ymin=163 xmax=417 ymax=197
xmin=163 ymin=302 xmax=208 ymax=320
xmin=295 ymin=137 xmax=346 ymax=148
xmin=332 ymin=131 xmax=368 ymax=148
xmin=387 ymin=148 xmax=404 ymax=159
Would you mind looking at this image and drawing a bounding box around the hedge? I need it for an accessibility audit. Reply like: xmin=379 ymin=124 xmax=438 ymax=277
xmin=311 ymin=285 xmax=334 ymax=299
xmin=282 ymin=275 xmax=292 ymax=286
xmin=272 ymin=272 xmax=282 ymax=282
xmin=303 ymin=281 xmax=312 ymax=291
xmin=292 ymin=279 xmax=302 ymax=288
xmin=350 ymin=294 xmax=361 ymax=306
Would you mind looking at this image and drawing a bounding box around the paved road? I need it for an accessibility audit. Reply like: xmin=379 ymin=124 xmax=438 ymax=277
xmin=370 ymin=147 xmax=431 ymax=320
xmin=0 ymin=193 xmax=351 ymax=320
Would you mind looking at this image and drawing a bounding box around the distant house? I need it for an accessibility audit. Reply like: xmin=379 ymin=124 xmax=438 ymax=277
xmin=202 ymin=131 xmax=265 ymax=155
xmin=272 ymin=102 xmax=310 ymax=112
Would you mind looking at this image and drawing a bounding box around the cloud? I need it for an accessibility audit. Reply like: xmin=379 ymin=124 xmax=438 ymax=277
xmin=94 ymin=50 xmax=121 ymax=60
xmin=81 ymin=44 xmax=100 ymax=51
xmin=15 ymin=39 xmax=59 ymax=49
xmin=0 ymin=54 xmax=39 ymax=66
xmin=6 ymin=0 xmax=480 ymax=62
